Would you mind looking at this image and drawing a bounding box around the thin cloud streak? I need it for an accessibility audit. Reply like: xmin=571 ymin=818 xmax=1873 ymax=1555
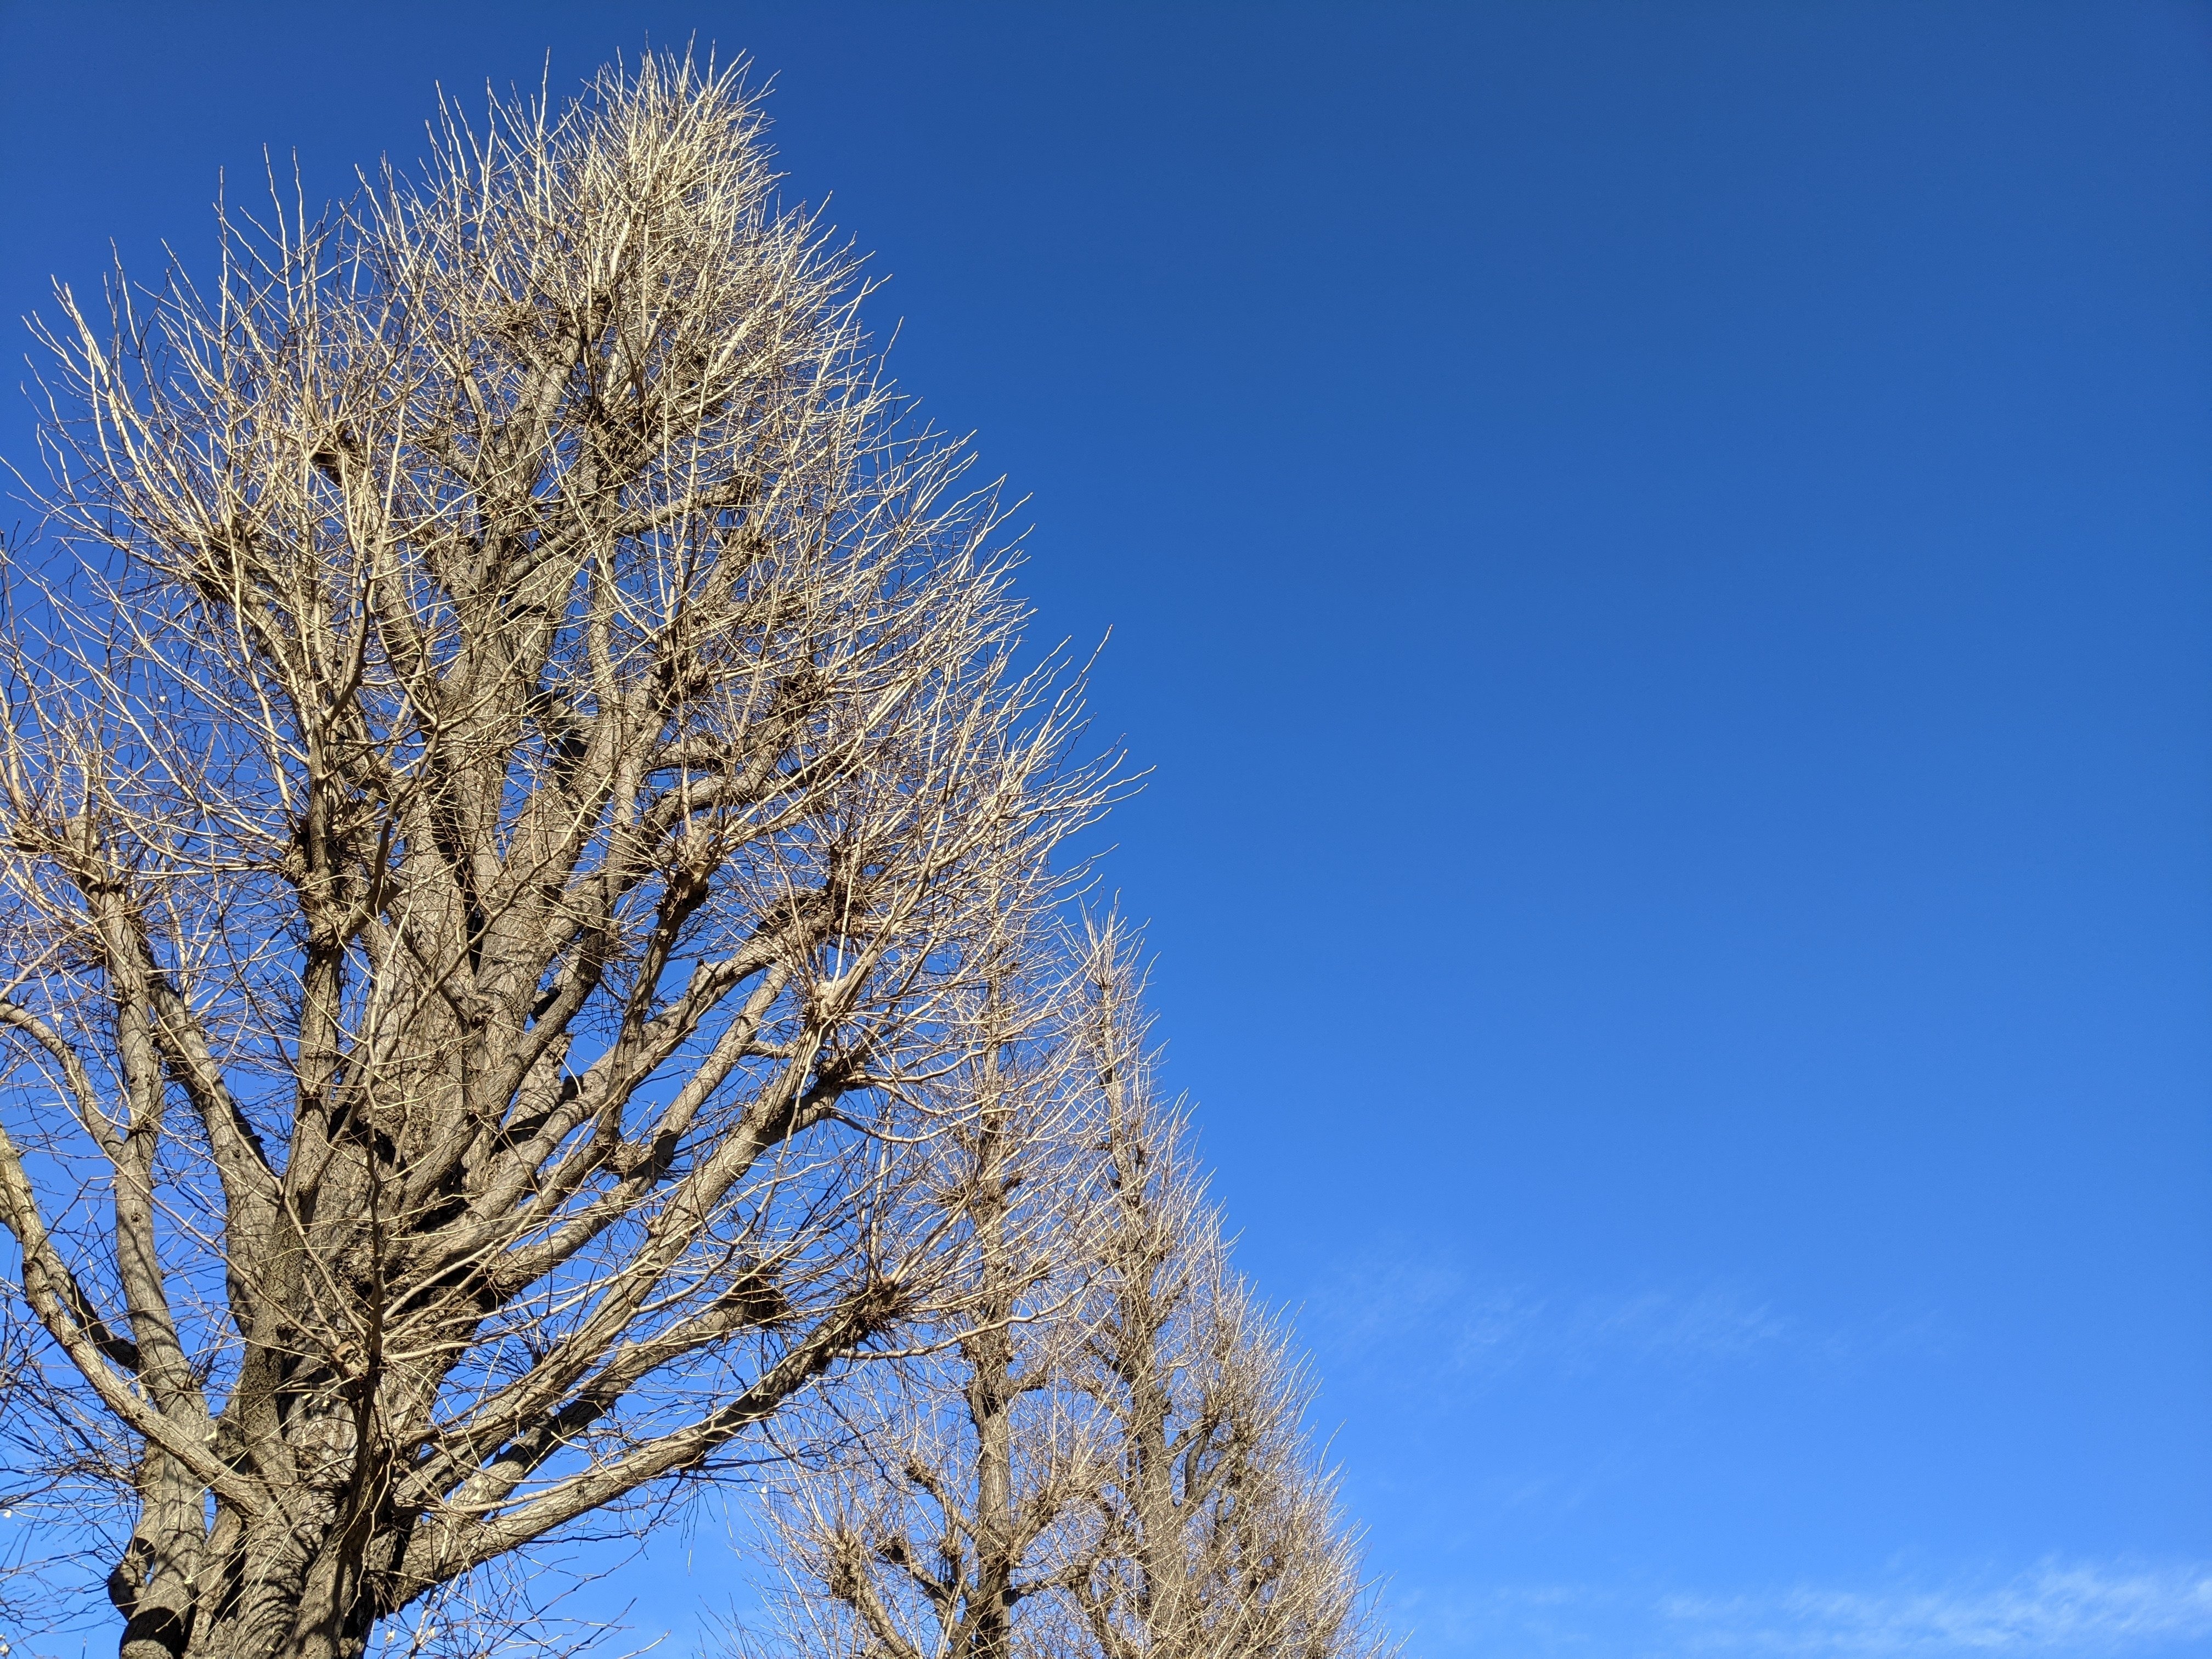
xmin=1303 ymin=1250 xmax=1927 ymax=1391
xmin=1662 ymin=1561 xmax=2212 ymax=1656
xmin=1387 ymin=1563 xmax=2212 ymax=1658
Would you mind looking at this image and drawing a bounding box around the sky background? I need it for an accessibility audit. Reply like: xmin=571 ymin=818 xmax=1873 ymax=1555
xmin=3 ymin=3 xmax=2209 ymax=1656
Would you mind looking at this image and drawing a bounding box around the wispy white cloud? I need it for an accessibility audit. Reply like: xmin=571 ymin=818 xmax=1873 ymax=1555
xmin=1572 ymin=1284 xmax=1796 ymax=1369
xmin=1302 ymin=1250 xmax=1897 ymax=1389
xmin=1398 ymin=1564 xmax=2212 ymax=1658
xmin=1661 ymin=1562 xmax=2212 ymax=1656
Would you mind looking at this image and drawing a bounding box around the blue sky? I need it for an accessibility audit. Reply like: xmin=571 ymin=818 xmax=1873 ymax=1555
xmin=3 ymin=4 xmax=2208 ymax=1656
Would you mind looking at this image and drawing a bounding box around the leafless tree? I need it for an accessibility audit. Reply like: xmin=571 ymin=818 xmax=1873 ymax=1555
xmin=1063 ymin=921 xmax=1386 ymax=1659
xmin=0 ymin=53 xmax=1108 ymax=1659
xmin=736 ymin=928 xmax=1103 ymax=1659
xmin=738 ymin=921 xmax=1392 ymax=1659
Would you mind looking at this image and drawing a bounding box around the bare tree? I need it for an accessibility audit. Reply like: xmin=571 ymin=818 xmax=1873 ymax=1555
xmin=0 ymin=53 xmax=1107 ymax=1659
xmin=739 ymin=920 xmax=1392 ymax=1659
xmin=736 ymin=924 xmax=1104 ymax=1659
xmin=1065 ymin=919 xmax=1386 ymax=1659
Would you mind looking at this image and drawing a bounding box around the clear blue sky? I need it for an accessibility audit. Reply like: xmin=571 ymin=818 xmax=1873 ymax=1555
xmin=4 ymin=5 xmax=2208 ymax=1656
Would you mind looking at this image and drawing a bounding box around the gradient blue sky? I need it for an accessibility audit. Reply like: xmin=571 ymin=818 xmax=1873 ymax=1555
xmin=4 ymin=5 xmax=2208 ymax=1656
